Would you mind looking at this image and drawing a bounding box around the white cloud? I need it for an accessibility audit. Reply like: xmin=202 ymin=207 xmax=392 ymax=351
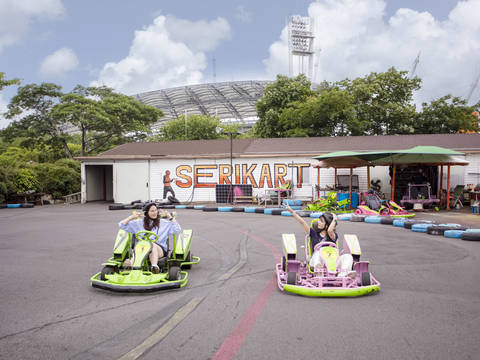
xmin=235 ymin=6 xmax=252 ymax=23
xmin=0 ymin=0 xmax=65 ymax=53
xmin=92 ymin=14 xmax=232 ymax=94
xmin=39 ymin=47 xmax=79 ymax=79
xmin=264 ymin=0 xmax=480 ymax=105
xmin=0 ymin=92 xmax=10 ymax=129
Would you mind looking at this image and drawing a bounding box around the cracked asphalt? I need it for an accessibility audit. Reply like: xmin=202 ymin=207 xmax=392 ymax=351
xmin=1 ymin=203 xmax=479 ymax=360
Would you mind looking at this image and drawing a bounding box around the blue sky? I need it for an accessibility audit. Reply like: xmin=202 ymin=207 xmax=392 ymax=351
xmin=1 ymin=0 xmax=478 ymax=128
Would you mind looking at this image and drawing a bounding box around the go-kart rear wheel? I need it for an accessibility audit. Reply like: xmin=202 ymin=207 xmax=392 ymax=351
xmin=282 ymin=256 xmax=286 ymax=272
xmin=168 ymin=266 xmax=181 ymax=281
xmin=361 ymin=272 xmax=371 ymax=286
xmin=183 ymin=252 xmax=192 ymax=269
xmin=100 ymin=266 xmax=116 ymax=281
xmin=287 ymin=272 xmax=297 ymax=285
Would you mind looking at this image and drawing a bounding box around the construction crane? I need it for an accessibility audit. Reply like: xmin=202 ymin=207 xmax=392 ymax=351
xmin=409 ymin=51 xmax=421 ymax=78
xmin=466 ymin=71 xmax=480 ymax=103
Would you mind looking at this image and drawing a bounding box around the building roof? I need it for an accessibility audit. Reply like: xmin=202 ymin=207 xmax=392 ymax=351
xmin=77 ymin=133 xmax=480 ymax=161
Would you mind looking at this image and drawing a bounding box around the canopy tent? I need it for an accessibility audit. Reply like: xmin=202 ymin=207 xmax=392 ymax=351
xmin=313 ymin=146 xmax=469 ymax=210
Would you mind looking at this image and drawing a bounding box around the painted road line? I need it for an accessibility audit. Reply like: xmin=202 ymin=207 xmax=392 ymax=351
xmin=117 ymin=296 xmax=203 ymax=360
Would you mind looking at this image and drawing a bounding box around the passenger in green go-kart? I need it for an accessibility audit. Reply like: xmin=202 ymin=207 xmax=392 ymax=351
xmin=119 ymin=202 xmax=181 ymax=273
xmin=284 ymin=203 xmax=354 ymax=277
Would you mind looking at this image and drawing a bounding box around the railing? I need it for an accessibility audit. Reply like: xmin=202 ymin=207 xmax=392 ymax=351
xmin=63 ymin=192 xmax=81 ymax=204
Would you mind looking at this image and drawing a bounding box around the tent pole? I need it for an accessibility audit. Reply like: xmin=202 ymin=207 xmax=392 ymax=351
xmin=439 ymin=166 xmax=443 ymax=205
xmin=367 ymin=166 xmax=370 ymax=189
xmin=349 ymin=167 xmax=353 ymax=209
xmin=446 ymin=166 xmax=451 ymax=210
xmin=391 ymin=165 xmax=396 ymax=201
xmin=317 ymin=167 xmax=320 ymax=199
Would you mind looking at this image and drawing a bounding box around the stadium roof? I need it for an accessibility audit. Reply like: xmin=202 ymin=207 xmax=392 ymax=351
xmin=134 ymin=80 xmax=272 ymax=128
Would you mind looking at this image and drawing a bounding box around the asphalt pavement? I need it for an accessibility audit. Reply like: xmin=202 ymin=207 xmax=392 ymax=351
xmin=1 ymin=203 xmax=479 ymax=360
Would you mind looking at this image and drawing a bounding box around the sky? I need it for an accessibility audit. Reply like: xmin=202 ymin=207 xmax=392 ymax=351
xmin=1 ymin=0 xmax=479 ymax=128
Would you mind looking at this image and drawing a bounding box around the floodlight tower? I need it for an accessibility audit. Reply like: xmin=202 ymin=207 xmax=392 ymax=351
xmin=466 ymin=71 xmax=480 ymax=103
xmin=288 ymin=15 xmax=315 ymax=81
xmin=409 ymin=51 xmax=421 ymax=78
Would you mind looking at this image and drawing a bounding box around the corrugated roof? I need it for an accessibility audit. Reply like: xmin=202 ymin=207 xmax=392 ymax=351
xmin=77 ymin=133 xmax=480 ymax=160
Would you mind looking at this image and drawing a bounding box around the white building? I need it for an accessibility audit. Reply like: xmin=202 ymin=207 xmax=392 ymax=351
xmin=77 ymin=134 xmax=480 ymax=204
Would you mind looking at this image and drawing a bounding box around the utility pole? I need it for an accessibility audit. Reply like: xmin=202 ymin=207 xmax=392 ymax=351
xmin=409 ymin=51 xmax=421 ymax=78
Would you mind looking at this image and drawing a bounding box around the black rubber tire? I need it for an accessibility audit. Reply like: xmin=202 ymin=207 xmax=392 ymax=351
xmin=282 ymin=256 xmax=286 ymax=272
xmin=0 ymin=204 xmax=7 ymax=209
xmin=20 ymin=203 xmax=34 ymax=208
xmin=404 ymin=220 xmax=434 ymax=229
xmin=135 ymin=203 xmax=144 ymax=209
xmin=461 ymin=232 xmax=480 ymax=241
xmin=254 ymin=208 xmax=265 ymax=214
xmin=130 ymin=200 xmax=141 ymax=205
xmin=231 ymin=207 xmax=245 ymax=212
xmin=168 ymin=196 xmax=180 ymax=204
xmin=380 ymin=217 xmax=394 ymax=225
xmin=287 ymin=272 xmax=297 ymax=285
xmin=427 ymin=225 xmax=466 ymax=235
xmin=168 ymin=266 xmax=181 ymax=280
xmin=185 ymin=205 xmax=195 ymax=209
xmin=100 ymin=266 xmax=115 ymax=281
xmin=296 ymin=211 xmax=311 ymax=217
xmin=109 ymin=204 xmax=125 ymax=210
xmin=183 ymin=252 xmax=192 ymax=269
xmin=350 ymin=214 xmax=366 ymax=222
xmin=123 ymin=204 xmax=135 ymax=210
xmin=163 ymin=205 xmax=175 ymax=209
xmin=202 ymin=207 xmax=218 ymax=212
xmin=271 ymin=209 xmax=283 ymax=215
xmin=361 ymin=272 xmax=371 ymax=286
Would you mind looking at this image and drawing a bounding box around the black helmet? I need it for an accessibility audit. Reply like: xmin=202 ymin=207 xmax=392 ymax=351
xmin=143 ymin=202 xmax=157 ymax=217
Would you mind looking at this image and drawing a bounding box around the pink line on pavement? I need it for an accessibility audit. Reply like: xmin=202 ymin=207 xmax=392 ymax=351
xmin=212 ymin=231 xmax=281 ymax=360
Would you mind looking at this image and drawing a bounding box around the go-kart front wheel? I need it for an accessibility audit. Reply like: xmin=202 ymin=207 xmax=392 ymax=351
xmin=287 ymin=272 xmax=297 ymax=285
xmin=100 ymin=266 xmax=116 ymax=281
xmin=361 ymin=272 xmax=371 ymax=286
xmin=169 ymin=266 xmax=181 ymax=280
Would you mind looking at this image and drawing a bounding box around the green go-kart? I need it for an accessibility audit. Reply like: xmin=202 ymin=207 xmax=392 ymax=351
xmin=90 ymin=228 xmax=200 ymax=293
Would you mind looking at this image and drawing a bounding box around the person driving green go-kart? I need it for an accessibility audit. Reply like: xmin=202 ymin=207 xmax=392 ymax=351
xmin=90 ymin=202 xmax=200 ymax=293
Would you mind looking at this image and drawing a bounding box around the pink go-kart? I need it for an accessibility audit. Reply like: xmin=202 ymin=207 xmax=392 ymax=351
xmin=276 ymin=233 xmax=380 ymax=297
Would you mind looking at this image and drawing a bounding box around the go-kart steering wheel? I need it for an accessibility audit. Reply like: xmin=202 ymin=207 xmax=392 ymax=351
xmin=135 ymin=230 xmax=159 ymax=243
xmin=314 ymin=241 xmax=337 ymax=252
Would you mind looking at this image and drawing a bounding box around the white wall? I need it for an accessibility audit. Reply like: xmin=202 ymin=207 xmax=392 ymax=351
xmin=464 ymin=154 xmax=480 ymax=187
xmin=114 ymin=161 xmax=149 ymax=204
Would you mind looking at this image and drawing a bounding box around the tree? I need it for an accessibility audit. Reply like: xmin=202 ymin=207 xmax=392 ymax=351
xmin=335 ymin=67 xmax=421 ymax=135
xmin=3 ymin=83 xmax=74 ymax=159
xmin=51 ymin=86 xmax=163 ymax=155
xmin=415 ymin=95 xmax=480 ymax=134
xmin=160 ymin=114 xmax=230 ymax=141
xmin=0 ymin=72 xmax=20 ymax=91
xmin=254 ymin=74 xmax=313 ymax=137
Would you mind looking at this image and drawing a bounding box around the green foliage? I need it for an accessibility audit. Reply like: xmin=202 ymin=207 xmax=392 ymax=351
xmin=254 ymin=74 xmax=313 ymax=137
xmin=159 ymin=114 xmax=224 ymax=141
xmin=14 ymin=168 xmax=39 ymax=194
xmin=0 ymin=72 xmax=20 ymax=90
xmin=0 ymin=166 xmax=18 ymax=203
xmin=32 ymin=162 xmax=80 ymax=199
xmin=415 ymin=95 xmax=480 ymax=134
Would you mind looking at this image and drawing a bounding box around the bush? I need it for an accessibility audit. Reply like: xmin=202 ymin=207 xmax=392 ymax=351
xmin=32 ymin=162 xmax=80 ymax=199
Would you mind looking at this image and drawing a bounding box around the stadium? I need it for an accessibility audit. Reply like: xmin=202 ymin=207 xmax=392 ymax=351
xmin=134 ymin=80 xmax=272 ymax=132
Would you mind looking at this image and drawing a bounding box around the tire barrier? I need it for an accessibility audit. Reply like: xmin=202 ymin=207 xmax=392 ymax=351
xmin=202 ymin=207 xmax=218 ymax=212
xmin=109 ymin=204 xmax=125 ymax=210
xmin=393 ymin=219 xmax=406 ymax=227
xmin=20 ymin=203 xmax=35 ymax=208
xmin=309 ymin=212 xmax=324 ymax=218
xmin=365 ymin=216 xmax=383 ymax=224
xmin=281 ymin=211 xmax=293 ymax=216
xmin=185 ymin=205 xmax=195 ymax=209
xmin=271 ymin=209 xmax=283 ymax=215
xmin=444 ymin=230 xmax=466 ymax=239
xmin=135 ymin=203 xmax=144 ymax=209
xmin=380 ymin=217 xmax=394 ymax=225
xmin=461 ymin=232 xmax=480 ymax=241
xmin=427 ymin=224 xmax=466 ymax=235
xmin=254 ymin=208 xmax=266 ymax=214
xmin=193 ymin=205 xmax=205 ymax=210
xmin=0 ymin=204 xmax=7 ymax=209
xmin=404 ymin=220 xmax=435 ymax=230
xmin=337 ymin=214 xmax=352 ymax=221
xmin=231 ymin=207 xmax=245 ymax=212
xmin=411 ymin=223 xmax=433 ymax=233
xmin=350 ymin=214 xmax=366 ymax=222
xmin=123 ymin=204 xmax=136 ymax=210
xmin=296 ymin=211 xmax=313 ymax=217
xmin=218 ymin=206 xmax=232 ymax=212
xmin=163 ymin=205 xmax=175 ymax=209
xmin=465 ymin=229 xmax=480 ymax=233
xmin=244 ymin=207 xmax=257 ymax=213
xmin=168 ymin=196 xmax=180 ymax=204
xmin=175 ymin=205 xmax=187 ymax=209
xmin=130 ymin=200 xmax=142 ymax=205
